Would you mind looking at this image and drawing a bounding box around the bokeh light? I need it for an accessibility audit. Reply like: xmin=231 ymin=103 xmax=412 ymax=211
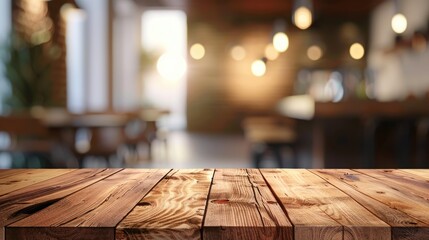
xmin=307 ymin=45 xmax=323 ymax=61
xmin=293 ymin=6 xmax=312 ymax=30
xmin=157 ymin=53 xmax=187 ymax=81
xmin=265 ymin=44 xmax=279 ymax=60
xmin=349 ymin=43 xmax=365 ymax=60
xmin=273 ymin=32 xmax=289 ymax=52
xmin=391 ymin=13 xmax=407 ymax=34
xmin=251 ymin=59 xmax=266 ymax=77
xmin=190 ymin=43 xmax=205 ymax=60
xmin=230 ymin=45 xmax=246 ymax=61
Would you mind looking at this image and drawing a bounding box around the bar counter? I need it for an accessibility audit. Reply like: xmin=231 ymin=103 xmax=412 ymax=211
xmin=1 ymin=169 xmax=428 ymax=240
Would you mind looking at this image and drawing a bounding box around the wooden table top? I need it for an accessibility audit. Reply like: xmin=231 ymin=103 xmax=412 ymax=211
xmin=0 ymin=169 xmax=428 ymax=240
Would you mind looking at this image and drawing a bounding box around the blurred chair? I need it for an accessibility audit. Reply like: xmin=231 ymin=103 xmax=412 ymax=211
xmin=242 ymin=116 xmax=297 ymax=168
xmin=0 ymin=115 xmax=54 ymax=168
xmin=122 ymin=109 xmax=169 ymax=163
xmin=71 ymin=114 xmax=129 ymax=168
xmin=121 ymin=117 xmax=153 ymax=163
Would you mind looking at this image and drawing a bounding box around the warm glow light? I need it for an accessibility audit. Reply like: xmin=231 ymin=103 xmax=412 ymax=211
xmin=190 ymin=43 xmax=205 ymax=60
xmin=273 ymin=32 xmax=289 ymax=52
xmin=265 ymin=44 xmax=279 ymax=60
xmin=157 ymin=53 xmax=187 ymax=81
xmin=230 ymin=45 xmax=246 ymax=61
xmin=307 ymin=45 xmax=322 ymax=61
xmin=349 ymin=43 xmax=365 ymax=60
xmin=251 ymin=60 xmax=266 ymax=77
xmin=391 ymin=13 xmax=407 ymax=34
xmin=293 ymin=6 xmax=312 ymax=30
xmin=277 ymin=95 xmax=315 ymax=120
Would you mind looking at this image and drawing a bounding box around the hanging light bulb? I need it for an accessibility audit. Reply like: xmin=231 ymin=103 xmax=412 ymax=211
xmin=251 ymin=59 xmax=267 ymax=77
xmin=273 ymin=32 xmax=289 ymax=52
xmin=271 ymin=19 xmax=289 ymax=53
xmin=293 ymin=0 xmax=313 ymax=30
xmin=391 ymin=13 xmax=407 ymax=34
xmin=391 ymin=0 xmax=407 ymax=34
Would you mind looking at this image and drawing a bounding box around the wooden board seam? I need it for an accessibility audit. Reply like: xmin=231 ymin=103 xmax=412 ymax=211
xmin=201 ymin=168 xmax=215 ymax=240
xmin=302 ymin=169 xmax=352 ymax=240
xmin=5 ymin=169 xmax=123 ymax=229
xmin=1 ymin=168 xmax=124 ymax=240
xmin=308 ymin=169 xmax=398 ymax=230
xmin=348 ymin=169 xmax=429 ymax=225
xmin=113 ymin=169 xmax=173 ymax=228
xmin=258 ymin=169 xmax=296 ymax=236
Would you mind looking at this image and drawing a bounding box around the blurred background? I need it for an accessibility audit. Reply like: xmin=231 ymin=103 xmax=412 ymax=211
xmin=0 ymin=0 xmax=429 ymax=169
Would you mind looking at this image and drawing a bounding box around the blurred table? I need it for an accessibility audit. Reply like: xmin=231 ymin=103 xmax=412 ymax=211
xmin=1 ymin=169 xmax=429 ymax=240
xmin=279 ymin=97 xmax=429 ymax=168
xmin=38 ymin=108 xmax=169 ymax=167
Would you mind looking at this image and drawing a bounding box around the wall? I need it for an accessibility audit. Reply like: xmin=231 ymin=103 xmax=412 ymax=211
xmin=187 ymin=22 xmax=298 ymax=132
xmin=369 ymin=0 xmax=429 ymax=101
xmin=186 ymin=17 xmax=368 ymax=133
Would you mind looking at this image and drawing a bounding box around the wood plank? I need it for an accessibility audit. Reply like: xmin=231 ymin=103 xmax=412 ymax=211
xmin=6 ymin=169 xmax=170 ymax=240
xmin=116 ymin=169 xmax=214 ymax=240
xmin=0 ymin=170 xmax=28 ymax=180
xmin=0 ymin=168 xmax=120 ymax=240
xmin=261 ymin=169 xmax=390 ymax=240
xmin=313 ymin=169 xmax=429 ymax=224
xmin=0 ymin=169 xmax=73 ymax=196
xmin=203 ymin=169 xmax=292 ymax=240
xmin=400 ymin=169 xmax=429 ymax=181
xmin=355 ymin=169 xmax=429 ymax=202
xmin=312 ymin=169 xmax=429 ymax=240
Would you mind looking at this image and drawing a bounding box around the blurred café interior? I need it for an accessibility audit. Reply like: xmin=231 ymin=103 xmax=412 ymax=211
xmin=1 ymin=0 xmax=429 ymax=169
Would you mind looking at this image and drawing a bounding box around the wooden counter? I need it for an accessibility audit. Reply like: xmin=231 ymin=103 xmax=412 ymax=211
xmin=1 ymin=169 xmax=428 ymax=240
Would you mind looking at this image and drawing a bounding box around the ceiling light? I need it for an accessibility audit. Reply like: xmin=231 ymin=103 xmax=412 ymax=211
xmin=293 ymin=7 xmax=312 ymax=30
xmin=293 ymin=0 xmax=313 ymax=30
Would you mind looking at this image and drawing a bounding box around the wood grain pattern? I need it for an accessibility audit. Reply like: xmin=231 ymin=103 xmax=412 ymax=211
xmin=317 ymin=169 xmax=429 ymax=225
xmin=116 ymin=169 xmax=214 ymax=240
xmin=400 ymin=169 xmax=429 ymax=181
xmin=261 ymin=169 xmax=391 ymax=240
xmin=356 ymin=169 xmax=429 ymax=202
xmin=0 ymin=169 xmax=73 ymax=196
xmin=1 ymin=169 xmax=428 ymax=240
xmin=0 ymin=169 xmax=29 ymax=179
xmin=6 ymin=169 xmax=170 ymax=240
xmin=0 ymin=168 xmax=120 ymax=240
xmin=203 ymin=169 xmax=292 ymax=240
xmin=312 ymin=169 xmax=429 ymax=240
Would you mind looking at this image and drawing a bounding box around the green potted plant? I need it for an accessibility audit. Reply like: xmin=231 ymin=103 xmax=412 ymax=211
xmin=0 ymin=31 xmax=60 ymax=112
